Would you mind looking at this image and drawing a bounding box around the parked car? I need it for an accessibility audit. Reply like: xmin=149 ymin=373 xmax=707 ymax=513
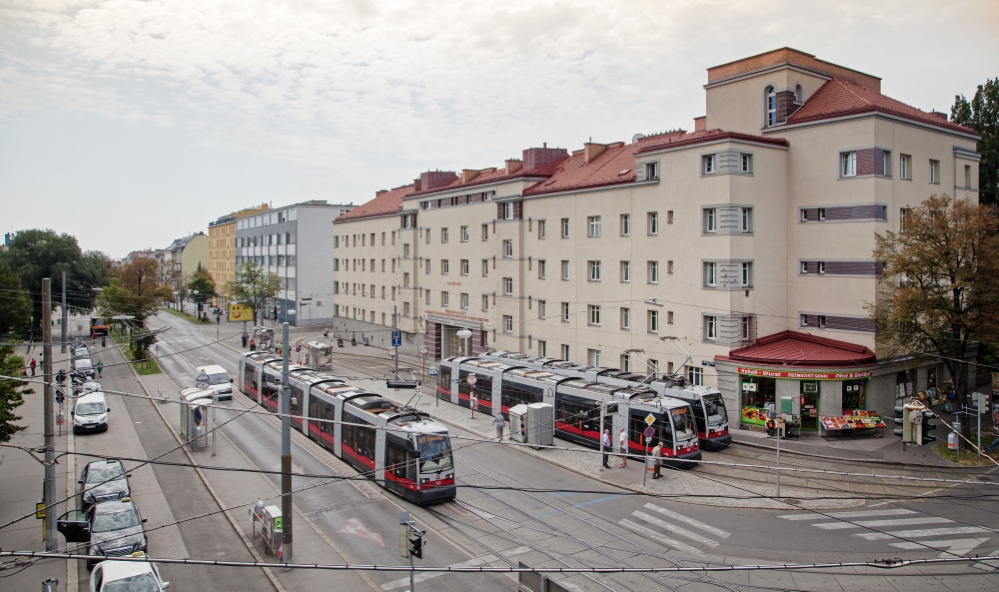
xmin=57 ymin=498 xmax=149 ymax=569
xmin=73 ymin=391 xmax=110 ymax=433
xmin=74 ymin=358 xmax=95 ymax=378
xmin=75 ymin=381 xmax=104 ymax=396
xmin=91 ymin=556 xmax=171 ymax=591
xmin=79 ymin=459 xmax=131 ymax=510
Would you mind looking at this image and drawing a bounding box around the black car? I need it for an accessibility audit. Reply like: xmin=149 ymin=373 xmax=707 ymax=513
xmin=57 ymin=498 xmax=148 ymax=569
xmin=79 ymin=460 xmax=131 ymax=510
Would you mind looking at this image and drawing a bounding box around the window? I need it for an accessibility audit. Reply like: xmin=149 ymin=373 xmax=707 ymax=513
xmin=503 ymin=240 xmax=513 ymax=258
xmin=900 ymin=154 xmax=910 ymax=180
xmin=704 ymin=208 xmax=716 ymax=233
xmin=588 ymin=260 xmax=601 ymax=281
xmin=741 ymin=262 xmax=753 ymax=287
xmin=741 ymin=153 xmax=753 ymax=173
xmin=503 ymin=277 xmax=513 ymax=295
xmin=667 ymin=310 xmax=674 ymax=324
xmin=645 ymin=161 xmax=659 ymax=180
xmin=965 ymin=164 xmax=972 ymax=188
xmin=460 ymin=226 xmax=469 ymax=242
xmin=741 ymin=316 xmax=752 ymax=340
xmin=648 ymin=261 xmax=659 ymax=283
xmin=688 ymin=366 xmax=704 ymax=386
xmin=817 ymin=261 xmax=826 ymax=275
xmin=705 ymin=315 xmax=717 ymax=340
xmin=403 ymin=243 xmax=410 ymax=258
xmin=482 ymin=295 xmax=489 ymax=311
xmin=560 ymin=344 xmax=570 ymax=360
xmin=561 ymin=260 xmax=570 ymax=280
xmin=461 ymin=259 xmax=469 ymax=275
xmin=481 ymin=224 xmax=489 ymax=241
xmin=504 ymin=202 xmax=514 ymax=220
xmin=800 ymin=314 xmax=808 ymax=327
xmin=667 ymin=210 xmax=674 ymax=224
xmin=538 ymin=340 xmax=547 ymax=357
xmin=381 ymin=232 xmax=386 ymax=245
xmin=818 ymin=315 xmax=827 ymax=328
xmin=503 ymin=315 xmax=513 ymax=333
xmin=588 ymin=304 xmax=601 ymax=325
xmin=461 ymin=293 xmax=469 ymax=309
xmin=765 ymin=86 xmax=776 ymax=127
xmin=703 ymin=154 xmax=717 ymax=174
xmin=621 ymin=307 xmax=631 ymax=330
xmin=882 ymin=150 xmax=892 ymax=177
xmin=539 ymin=300 xmax=547 ymax=319
xmin=561 ymin=218 xmax=570 ymax=238
xmin=425 ymin=259 xmax=431 ymax=274
xmin=538 ymin=220 xmax=546 ymax=239
xmin=588 ymin=216 xmax=601 ymax=237
xmin=382 ymin=259 xmax=386 ymax=272
xmin=482 ymin=260 xmax=489 ymax=277
xmin=588 ymin=349 xmax=601 ymax=366
xmin=621 ymin=261 xmax=631 ymax=282
xmin=801 ymin=261 xmax=808 ymax=274
xmin=441 ymin=227 xmax=448 ymax=243
xmin=561 ymin=302 xmax=570 ymax=322
xmin=538 ymin=260 xmax=546 ymax=279
xmin=900 ymin=208 xmax=908 ymax=232
xmin=621 ymin=214 xmax=630 ymax=236
xmin=741 ymin=207 xmax=753 ymax=232
xmin=841 ymin=151 xmax=857 ymax=177
xmin=381 ymin=286 xmax=386 ymax=299
xmin=794 ymin=83 xmax=803 ymax=103
xmin=704 ymin=262 xmax=717 ymax=287
xmin=391 ymin=231 xmax=396 ymax=245
xmin=818 ymin=208 xmax=826 ymax=221
xmin=621 ymin=353 xmax=630 ymax=372
xmin=649 ymin=310 xmax=659 ymax=333
xmin=442 ymin=291 xmax=449 ymax=307
xmin=441 ymin=259 xmax=449 ymax=274
xmin=648 ymin=212 xmax=659 ymax=235
xmin=667 ymin=260 xmax=674 ymax=274
xmin=403 ymin=272 xmax=410 ymax=287
xmin=929 ymin=159 xmax=940 ymax=184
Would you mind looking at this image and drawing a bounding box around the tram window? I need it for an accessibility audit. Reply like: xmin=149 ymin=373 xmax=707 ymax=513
xmin=291 ymin=385 xmax=304 ymax=418
xmin=417 ymin=435 xmax=453 ymax=473
xmin=501 ymin=381 xmax=542 ymax=413
xmin=438 ymin=367 xmax=451 ymax=392
xmin=556 ymin=395 xmax=599 ymax=437
xmin=244 ymin=364 xmax=255 ymax=390
xmin=474 ymin=376 xmax=493 ymax=405
xmin=386 ymin=437 xmax=408 ymax=479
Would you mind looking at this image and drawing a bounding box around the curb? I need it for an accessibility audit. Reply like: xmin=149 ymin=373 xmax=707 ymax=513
xmin=730 ymin=437 xmax=962 ymax=470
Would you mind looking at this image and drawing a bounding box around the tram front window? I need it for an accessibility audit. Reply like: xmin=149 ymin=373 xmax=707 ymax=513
xmin=703 ymin=394 xmax=728 ymax=426
xmin=417 ymin=434 xmax=453 ymax=474
xmin=670 ymin=408 xmax=697 ymax=441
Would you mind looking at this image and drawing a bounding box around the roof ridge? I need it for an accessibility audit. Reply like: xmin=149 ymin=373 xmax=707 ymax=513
xmin=831 ymin=78 xmax=872 ymax=107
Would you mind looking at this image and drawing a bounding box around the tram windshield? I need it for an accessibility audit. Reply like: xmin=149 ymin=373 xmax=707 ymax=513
xmin=416 ymin=434 xmax=453 ymax=474
xmin=703 ymin=393 xmax=728 ymax=426
xmin=670 ymin=408 xmax=697 ymax=441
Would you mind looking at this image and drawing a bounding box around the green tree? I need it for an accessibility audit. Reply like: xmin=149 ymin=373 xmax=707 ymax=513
xmin=103 ymin=256 xmax=171 ymax=359
xmin=952 ymin=78 xmax=998 ymax=206
xmin=0 ymin=261 xmax=32 ymax=338
xmin=869 ymin=195 xmax=999 ymax=450
xmin=188 ymin=272 xmax=217 ymax=306
xmin=0 ymin=229 xmax=110 ymax=333
xmin=0 ymin=347 xmax=31 ymax=443
xmin=224 ymin=262 xmax=282 ymax=325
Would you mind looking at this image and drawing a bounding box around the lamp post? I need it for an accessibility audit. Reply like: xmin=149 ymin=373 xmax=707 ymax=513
xmin=456 ymin=329 xmax=472 ymax=357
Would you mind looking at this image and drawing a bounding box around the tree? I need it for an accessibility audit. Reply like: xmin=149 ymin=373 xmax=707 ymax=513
xmin=0 ymin=261 xmax=32 ymax=338
xmin=0 ymin=347 xmax=31 ymax=443
xmin=104 ymin=256 xmax=171 ymax=359
xmin=224 ymin=262 xmax=282 ymax=325
xmin=0 ymin=229 xmax=110 ymax=333
xmin=188 ymin=273 xmax=217 ymax=306
xmin=869 ymin=195 xmax=999 ymax=450
xmin=952 ymin=78 xmax=998 ymax=206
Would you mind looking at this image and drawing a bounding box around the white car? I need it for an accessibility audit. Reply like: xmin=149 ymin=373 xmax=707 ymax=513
xmin=90 ymin=558 xmax=170 ymax=591
xmin=74 ymin=391 xmax=110 ymax=433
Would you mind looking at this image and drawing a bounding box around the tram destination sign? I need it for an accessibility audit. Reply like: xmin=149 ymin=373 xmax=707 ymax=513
xmin=737 ymin=367 xmax=874 ymax=380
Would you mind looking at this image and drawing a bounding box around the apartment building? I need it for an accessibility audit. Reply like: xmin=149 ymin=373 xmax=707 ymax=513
xmin=162 ymin=232 xmax=208 ymax=291
xmin=208 ymin=203 xmax=269 ymax=308
xmin=332 ymin=48 xmax=981 ymax=430
xmin=235 ymin=200 xmax=353 ymax=326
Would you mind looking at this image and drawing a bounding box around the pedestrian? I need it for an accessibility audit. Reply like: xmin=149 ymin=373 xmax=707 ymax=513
xmin=249 ymin=338 xmax=256 ymax=351
xmin=96 ymin=360 xmax=104 ymax=378
xmin=618 ymin=428 xmax=628 ymax=468
xmin=242 ymin=333 xmax=248 ymax=348
xmin=30 ymin=357 xmax=37 ymax=376
xmin=323 ymin=328 xmax=329 ymax=338
xmin=470 ymin=393 xmax=478 ymax=419
xmin=601 ymin=429 xmax=612 ymax=469
xmin=492 ymin=413 xmax=505 ymax=441
xmin=101 ymin=336 xmax=106 ymax=348
xmin=351 ymin=332 xmax=357 ymax=346
xmin=92 ymin=331 xmax=97 ymax=344
xmin=652 ymin=441 xmax=663 ymax=479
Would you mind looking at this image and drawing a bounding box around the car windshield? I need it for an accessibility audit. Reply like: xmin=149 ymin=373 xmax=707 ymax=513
xmin=703 ymin=394 xmax=728 ymax=426
xmin=92 ymin=508 xmax=141 ymax=533
xmin=670 ymin=408 xmax=697 ymax=441
xmin=86 ymin=465 xmax=125 ymax=484
xmin=103 ymin=572 xmax=159 ymax=592
xmin=209 ymin=373 xmax=229 ymax=385
xmin=76 ymin=402 xmax=105 ymax=416
xmin=417 ymin=434 xmax=453 ymax=474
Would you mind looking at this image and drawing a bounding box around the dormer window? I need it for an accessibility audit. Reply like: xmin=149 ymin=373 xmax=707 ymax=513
xmin=765 ymin=86 xmax=777 ymax=127
xmin=794 ymin=84 xmax=803 ymax=104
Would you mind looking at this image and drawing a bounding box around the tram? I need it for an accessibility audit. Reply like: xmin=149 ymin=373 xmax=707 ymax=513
xmin=238 ymin=353 xmax=456 ymax=505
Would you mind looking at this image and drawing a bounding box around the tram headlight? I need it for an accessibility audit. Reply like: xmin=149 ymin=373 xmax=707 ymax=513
xmin=420 ymin=478 xmax=430 ymax=484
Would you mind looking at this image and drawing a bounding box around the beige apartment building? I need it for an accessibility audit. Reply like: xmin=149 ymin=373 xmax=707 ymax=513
xmin=208 ymin=204 xmax=269 ymax=308
xmin=332 ymin=48 xmax=982 ymax=431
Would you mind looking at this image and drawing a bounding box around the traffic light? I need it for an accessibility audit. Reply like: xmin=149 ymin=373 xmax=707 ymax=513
xmin=921 ymin=411 xmax=936 ymax=444
xmin=408 ymin=533 xmax=424 ymax=559
xmin=56 ymin=390 xmax=65 ymax=405
xmin=892 ymin=406 xmax=905 ymax=439
xmin=273 ymin=307 xmax=278 ymax=321
xmin=56 ymin=369 xmax=66 ymax=384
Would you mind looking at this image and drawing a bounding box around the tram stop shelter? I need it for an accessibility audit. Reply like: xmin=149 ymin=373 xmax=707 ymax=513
xmin=179 ymin=387 xmax=216 ymax=449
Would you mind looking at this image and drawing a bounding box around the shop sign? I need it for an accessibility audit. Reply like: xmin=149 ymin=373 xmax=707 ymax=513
xmin=737 ymin=367 xmax=873 ymax=380
xmin=433 ymin=309 xmax=489 ymax=324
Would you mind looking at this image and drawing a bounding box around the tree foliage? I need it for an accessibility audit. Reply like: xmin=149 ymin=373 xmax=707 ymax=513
xmin=0 ymin=261 xmax=32 ymax=338
xmin=0 ymin=347 xmax=31 ymax=443
xmin=104 ymin=256 xmax=172 ymax=359
xmin=952 ymin=78 xmax=998 ymax=206
xmin=223 ymin=262 xmax=282 ymax=325
xmin=187 ymin=273 xmax=217 ymax=305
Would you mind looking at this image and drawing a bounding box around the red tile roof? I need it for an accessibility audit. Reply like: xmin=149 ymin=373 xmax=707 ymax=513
xmin=523 ymin=143 xmax=639 ymax=197
xmin=717 ymin=330 xmax=875 ymax=368
xmin=406 ymin=168 xmax=525 ymax=199
xmin=786 ymin=78 xmax=977 ymax=135
xmin=335 ymin=184 xmax=415 ymax=223
xmin=634 ymin=129 xmax=788 ymax=156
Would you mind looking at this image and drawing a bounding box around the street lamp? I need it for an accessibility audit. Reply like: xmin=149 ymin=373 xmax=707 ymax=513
xmin=456 ymin=329 xmax=472 ymax=357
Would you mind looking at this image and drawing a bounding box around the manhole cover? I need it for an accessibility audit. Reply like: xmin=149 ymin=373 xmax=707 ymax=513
xmin=783 ymin=498 xmax=802 ymax=505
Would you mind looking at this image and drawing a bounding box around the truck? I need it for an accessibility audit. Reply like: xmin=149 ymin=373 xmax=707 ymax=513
xmin=90 ymin=316 xmax=110 ymax=337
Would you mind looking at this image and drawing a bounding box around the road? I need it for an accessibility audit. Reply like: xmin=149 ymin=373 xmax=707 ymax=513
xmin=142 ymin=311 xmax=999 ymax=591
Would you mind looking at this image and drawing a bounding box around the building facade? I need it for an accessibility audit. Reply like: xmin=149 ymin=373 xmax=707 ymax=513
xmin=208 ymin=204 xmax=269 ymax=308
xmin=235 ymin=200 xmax=354 ymax=326
xmin=162 ymin=233 xmax=208 ymax=293
xmin=332 ymin=48 xmax=981 ymax=430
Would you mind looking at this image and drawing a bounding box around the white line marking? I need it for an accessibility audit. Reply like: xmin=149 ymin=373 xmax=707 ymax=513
xmin=643 ymin=503 xmax=731 ymax=538
xmin=890 ymin=538 xmax=990 ymax=558
xmin=814 ymin=517 xmax=951 ymax=530
xmin=501 ymin=546 xmax=532 ymax=558
xmin=619 ymin=519 xmax=704 ymax=555
xmin=857 ymin=527 xmax=992 ymax=540
xmin=380 ymin=554 xmax=499 ymax=590
xmin=632 ymin=511 xmax=719 ymax=547
xmin=779 ymin=509 xmax=916 ymax=521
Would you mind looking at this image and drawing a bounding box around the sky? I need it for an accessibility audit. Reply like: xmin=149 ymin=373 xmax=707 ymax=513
xmin=1 ymin=0 xmax=996 ymax=259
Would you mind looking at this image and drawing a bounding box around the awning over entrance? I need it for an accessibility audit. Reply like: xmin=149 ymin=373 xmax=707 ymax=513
xmin=716 ymin=330 xmax=875 ymax=368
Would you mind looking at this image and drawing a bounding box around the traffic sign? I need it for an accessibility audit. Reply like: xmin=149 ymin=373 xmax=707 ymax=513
xmin=419 ymin=346 xmax=428 ymax=356
xmin=466 ymin=374 xmax=477 ymax=386
xmin=644 ymin=426 xmax=655 ymax=439
xmin=196 ymin=373 xmax=210 ymax=389
xmin=427 ymin=365 xmax=439 ymax=376
xmin=392 ymin=331 xmax=402 ymax=346
xmin=645 ymin=413 xmax=656 ymax=426
xmin=388 ymin=348 xmax=397 ymax=358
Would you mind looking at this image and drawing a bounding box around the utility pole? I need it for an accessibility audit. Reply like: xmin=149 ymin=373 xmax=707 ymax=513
xmin=393 ymin=305 xmax=399 ymax=378
xmin=60 ymin=271 xmax=67 ymax=353
xmin=42 ymin=278 xmax=56 ymax=549
xmin=280 ymin=322 xmax=293 ymax=563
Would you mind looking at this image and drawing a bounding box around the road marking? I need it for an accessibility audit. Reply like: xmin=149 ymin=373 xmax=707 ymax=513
xmin=813 ymin=517 xmax=951 ymax=530
xmin=501 ymin=546 xmax=533 ymax=557
xmin=631 ymin=511 xmax=719 ymax=547
xmin=779 ymin=509 xmax=916 ymax=521
xmin=856 ymin=526 xmax=992 ymax=540
xmin=379 ymin=554 xmax=498 ymax=590
xmin=643 ymin=503 xmax=731 ymax=538
xmin=338 ymin=517 xmax=384 ymax=547
xmin=890 ymin=538 xmax=990 ymax=558
xmin=619 ymin=519 xmax=704 ymax=555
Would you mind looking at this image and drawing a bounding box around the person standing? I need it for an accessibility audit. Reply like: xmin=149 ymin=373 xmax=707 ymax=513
xmin=492 ymin=413 xmax=505 ymax=441
xmin=652 ymin=441 xmax=663 ymax=479
xmin=618 ymin=428 xmax=629 ymax=468
xmin=470 ymin=393 xmax=478 ymax=419
xmin=351 ymin=333 xmax=357 ymax=346
xmin=30 ymin=357 xmax=37 ymax=376
xmin=95 ymin=360 xmax=104 ymax=378
xmin=249 ymin=338 xmax=256 ymax=351
xmin=101 ymin=336 xmax=106 ymax=348
xmin=601 ymin=429 xmax=612 ymax=469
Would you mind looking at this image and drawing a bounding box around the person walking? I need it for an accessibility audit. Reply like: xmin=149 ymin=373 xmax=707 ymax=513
xmin=652 ymin=441 xmax=663 ymax=479
xmin=30 ymin=357 xmax=37 ymax=376
xmin=492 ymin=413 xmax=505 ymax=441
xmin=601 ymin=429 xmax=612 ymax=469
xmin=101 ymin=336 xmax=106 ymax=348
xmin=241 ymin=333 xmax=248 ymax=348
xmin=618 ymin=428 xmax=629 ymax=468
xmin=96 ymin=360 xmax=104 ymax=378
xmin=470 ymin=393 xmax=478 ymax=419
xmin=249 ymin=338 xmax=256 ymax=352
xmin=351 ymin=333 xmax=357 ymax=346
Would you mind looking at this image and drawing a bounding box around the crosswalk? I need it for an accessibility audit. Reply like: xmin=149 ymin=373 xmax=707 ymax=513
xmin=619 ymin=503 xmax=730 ymax=555
xmin=779 ymin=508 xmax=997 ymax=559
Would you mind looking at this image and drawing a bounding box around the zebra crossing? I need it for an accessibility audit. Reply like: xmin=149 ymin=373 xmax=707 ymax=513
xmin=619 ymin=503 xmax=730 ymax=555
xmin=778 ymin=508 xmax=997 ymax=559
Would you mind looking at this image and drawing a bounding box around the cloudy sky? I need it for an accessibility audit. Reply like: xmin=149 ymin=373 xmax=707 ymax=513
xmin=1 ymin=0 xmax=996 ymax=258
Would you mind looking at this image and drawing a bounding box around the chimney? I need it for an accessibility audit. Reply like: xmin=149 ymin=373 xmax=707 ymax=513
xmin=523 ymin=146 xmax=569 ymax=172
xmin=583 ymin=142 xmax=607 ymax=164
xmin=420 ymin=170 xmax=458 ymax=191
xmin=412 ymin=178 xmax=422 ymax=192
xmin=694 ymin=116 xmax=706 ymax=132
xmin=461 ymin=169 xmax=480 ymax=183
xmin=505 ymin=159 xmax=523 ymax=175
xmin=929 ymin=111 xmax=948 ymax=121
